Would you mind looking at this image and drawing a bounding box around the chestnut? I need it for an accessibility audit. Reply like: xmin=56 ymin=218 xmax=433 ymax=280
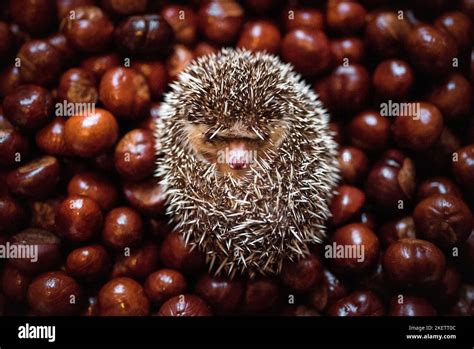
xmin=8 ymin=229 xmax=61 ymax=274
xmin=159 ymin=232 xmax=205 ymax=273
xmin=389 ymin=295 xmax=437 ymax=316
xmin=198 ymin=0 xmax=244 ymax=44
xmin=413 ymin=194 xmax=472 ymax=249
xmin=7 ymin=156 xmax=60 ymax=199
xmin=102 ymin=207 xmax=143 ymax=249
xmin=373 ymin=60 xmax=414 ymax=101
xmin=280 ymin=254 xmax=323 ymax=293
xmin=99 ymin=67 xmax=150 ymax=120
xmin=3 ymin=85 xmax=53 ymax=130
xmin=348 ymin=111 xmax=390 ymax=152
xmin=64 ymin=108 xmax=119 ymax=157
xmin=241 ymin=277 xmax=280 ymax=314
xmin=329 ymin=185 xmax=365 ymax=226
xmin=326 ymin=223 xmax=379 ymax=274
xmin=337 ymin=146 xmax=369 ymax=184
xmin=55 ymin=195 xmax=103 ymax=243
xmin=327 ymin=290 xmax=384 ymax=316
xmin=67 ymin=172 xmax=118 ymax=211
xmin=98 ymin=277 xmax=150 ymax=316
xmin=57 ymin=67 xmax=98 ymax=104
xmin=452 ymin=145 xmax=474 ymax=193
xmin=157 ymin=294 xmax=212 ymax=316
xmin=111 ymin=243 xmax=159 ymax=279
xmin=161 ymin=4 xmax=198 ymax=45
xmin=281 ymin=29 xmax=331 ymax=77
xmin=237 ymin=20 xmax=281 ymax=54
xmin=144 ymin=269 xmax=188 ymax=304
xmin=383 ymin=239 xmax=446 ymax=288
xmin=61 ymin=6 xmax=114 ymax=53
xmin=66 ymin=244 xmax=110 ymax=280
xmin=195 ymin=274 xmax=244 ymax=314
xmin=27 ymin=271 xmax=83 ymax=315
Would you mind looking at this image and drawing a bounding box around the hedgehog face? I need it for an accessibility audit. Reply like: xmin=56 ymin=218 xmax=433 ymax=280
xmin=184 ymin=120 xmax=286 ymax=177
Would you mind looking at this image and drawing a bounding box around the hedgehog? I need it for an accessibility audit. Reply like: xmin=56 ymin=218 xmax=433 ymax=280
xmin=155 ymin=48 xmax=339 ymax=277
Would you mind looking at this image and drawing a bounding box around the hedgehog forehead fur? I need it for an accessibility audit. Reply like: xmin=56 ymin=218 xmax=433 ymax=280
xmin=155 ymin=48 xmax=339 ymax=278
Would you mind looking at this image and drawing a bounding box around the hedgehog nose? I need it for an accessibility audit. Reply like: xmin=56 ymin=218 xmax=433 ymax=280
xmin=228 ymin=142 xmax=249 ymax=170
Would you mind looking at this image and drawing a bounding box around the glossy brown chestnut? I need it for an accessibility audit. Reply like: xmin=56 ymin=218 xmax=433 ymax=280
xmin=9 ymin=229 xmax=61 ymax=274
xmin=0 ymin=195 xmax=27 ymax=233
xmin=27 ymin=271 xmax=83 ymax=315
xmin=64 ymin=108 xmax=119 ymax=157
xmin=405 ymin=25 xmax=457 ymax=76
xmin=66 ymin=244 xmax=110 ymax=280
xmin=10 ymin=0 xmax=56 ymax=34
xmin=195 ymin=274 xmax=244 ymax=314
xmin=426 ymin=73 xmax=472 ymax=121
xmin=327 ymin=64 xmax=370 ymax=114
xmin=198 ymin=0 xmax=244 ymax=44
xmin=3 ymin=85 xmax=53 ymax=130
xmin=413 ymin=194 xmax=472 ymax=249
xmin=327 ymin=223 xmax=379 ymax=274
xmin=0 ymin=65 xmax=22 ymax=98
xmin=159 ymin=232 xmax=205 ymax=273
xmin=348 ymin=111 xmax=390 ymax=152
xmin=365 ymin=11 xmax=411 ymax=58
xmin=383 ymin=239 xmax=446 ymax=288
xmin=111 ymin=243 xmax=159 ymax=279
xmin=326 ymin=1 xmax=367 ymax=35
xmin=280 ymin=254 xmax=323 ymax=293
xmin=434 ymin=12 xmax=472 ymax=52
xmin=67 ymin=172 xmax=118 ymax=211
xmin=98 ymin=277 xmax=150 ymax=316
xmin=327 ymin=290 xmax=384 ymax=316
xmin=330 ymin=37 xmax=365 ymax=65
xmin=57 ymin=68 xmax=98 ymax=104
xmin=282 ymin=8 xmax=324 ymax=32
xmin=323 ymin=269 xmax=348 ymax=306
xmin=241 ymin=277 xmax=280 ymax=313
xmin=452 ymin=145 xmax=474 ymax=193
xmin=56 ymin=0 xmax=97 ymax=19
xmin=7 ymin=156 xmax=60 ymax=199
xmin=373 ymin=60 xmax=414 ymax=101
xmin=379 ymin=216 xmax=416 ymax=247
xmin=101 ymin=0 xmax=147 ymax=15
xmin=61 ymin=6 xmax=114 ymax=53
xmin=161 ymin=5 xmax=198 ymax=45
xmin=337 ymin=146 xmax=369 ymax=184
xmin=237 ymin=20 xmax=281 ymax=54
xmin=0 ymin=128 xmax=29 ymax=168
xmin=329 ymin=185 xmax=365 ymax=226
xmin=158 ymin=294 xmax=212 ymax=316
xmin=35 ymin=118 xmax=69 ymax=156
xmin=17 ymin=40 xmax=63 ymax=86
xmin=417 ymin=177 xmax=461 ymax=202
xmin=144 ymin=269 xmax=188 ymax=304
xmin=123 ymin=178 xmax=166 ymax=216
xmin=166 ymin=44 xmax=195 ymax=80
xmin=392 ymin=102 xmax=444 ymax=151
xmin=99 ymin=67 xmax=150 ymax=120
xmin=102 ymin=207 xmax=143 ymax=249
xmin=1 ymin=263 xmax=33 ymax=303
xmin=81 ymin=53 xmax=121 ymax=78
xmin=366 ymin=150 xmax=415 ymax=211
xmin=281 ymin=29 xmax=331 ymax=76
xmin=55 ymin=195 xmax=103 ymax=243
xmin=131 ymin=61 xmax=168 ymax=100
xmin=389 ymin=295 xmax=437 ymax=316
xmin=114 ymin=14 xmax=174 ymax=57
xmin=29 ymin=198 xmax=61 ymax=232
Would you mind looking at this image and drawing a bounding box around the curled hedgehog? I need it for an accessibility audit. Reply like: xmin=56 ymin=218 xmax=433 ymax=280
xmin=155 ymin=48 xmax=339 ymax=277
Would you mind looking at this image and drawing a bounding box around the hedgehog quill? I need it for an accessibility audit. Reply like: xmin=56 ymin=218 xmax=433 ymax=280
xmin=155 ymin=49 xmax=339 ymax=277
